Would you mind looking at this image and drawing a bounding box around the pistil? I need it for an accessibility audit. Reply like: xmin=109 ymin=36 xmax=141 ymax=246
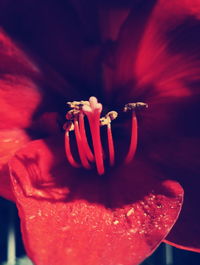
xmin=82 ymin=97 xmax=105 ymax=175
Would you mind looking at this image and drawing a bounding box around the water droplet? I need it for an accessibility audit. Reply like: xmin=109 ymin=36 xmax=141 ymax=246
xmin=126 ymin=208 xmax=135 ymax=217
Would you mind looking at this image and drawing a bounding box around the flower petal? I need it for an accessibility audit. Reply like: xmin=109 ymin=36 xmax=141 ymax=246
xmin=0 ymin=1 xmax=103 ymax=92
xmin=114 ymin=0 xmax=157 ymax=86
xmin=0 ymin=129 xmax=30 ymax=201
xmin=109 ymin=2 xmax=200 ymax=253
xmin=164 ymin=176 xmax=200 ymax=253
xmin=146 ymin=138 xmax=200 ymax=252
xmin=107 ymin=0 xmax=200 ymax=104
xmin=9 ymin=137 xmax=183 ymax=265
xmin=134 ymin=0 xmax=200 ymax=100
xmin=0 ymin=29 xmax=42 ymax=129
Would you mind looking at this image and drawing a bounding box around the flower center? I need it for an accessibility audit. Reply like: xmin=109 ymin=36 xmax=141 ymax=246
xmin=63 ymin=96 xmax=147 ymax=175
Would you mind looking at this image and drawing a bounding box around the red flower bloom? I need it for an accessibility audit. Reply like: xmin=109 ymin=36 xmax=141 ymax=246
xmin=0 ymin=0 xmax=200 ymax=264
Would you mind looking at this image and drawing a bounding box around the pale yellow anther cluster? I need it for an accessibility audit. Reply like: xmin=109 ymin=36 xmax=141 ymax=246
xmin=100 ymin=111 xmax=118 ymax=126
xmin=67 ymin=100 xmax=90 ymax=110
xmin=66 ymin=109 xmax=80 ymax=120
xmin=124 ymin=102 xmax=148 ymax=112
xmin=63 ymin=121 xmax=74 ymax=131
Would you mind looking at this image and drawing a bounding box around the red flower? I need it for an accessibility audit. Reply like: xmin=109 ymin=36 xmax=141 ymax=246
xmin=0 ymin=0 xmax=200 ymax=264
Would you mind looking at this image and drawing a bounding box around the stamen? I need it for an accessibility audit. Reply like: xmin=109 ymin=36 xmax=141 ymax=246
xmin=123 ymin=102 xmax=147 ymax=164
xmin=100 ymin=111 xmax=118 ymax=167
xmin=74 ymin=117 xmax=91 ymax=169
xmin=65 ymin=108 xmax=92 ymax=168
xmin=124 ymin=111 xmax=138 ymax=164
xmin=64 ymin=122 xmax=80 ymax=168
xmin=107 ymin=123 xmax=115 ymax=166
xmin=82 ymin=97 xmax=105 ymax=175
xmin=79 ymin=112 xmax=94 ymax=162
xmin=64 ymin=98 xmax=148 ymax=175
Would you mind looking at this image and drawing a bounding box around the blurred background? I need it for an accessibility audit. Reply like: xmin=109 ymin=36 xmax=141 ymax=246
xmin=0 ymin=197 xmax=200 ymax=265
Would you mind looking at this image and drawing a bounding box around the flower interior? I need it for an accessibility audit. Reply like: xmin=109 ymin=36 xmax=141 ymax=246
xmin=64 ymin=96 xmax=148 ymax=175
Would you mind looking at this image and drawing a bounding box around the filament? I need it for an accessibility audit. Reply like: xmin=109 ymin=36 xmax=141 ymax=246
xmin=79 ymin=112 xmax=94 ymax=162
xmin=124 ymin=111 xmax=138 ymax=164
xmin=64 ymin=98 xmax=146 ymax=175
xmin=83 ymin=97 xmax=105 ymax=175
xmin=107 ymin=123 xmax=115 ymax=166
xmin=65 ymin=130 xmax=80 ymax=168
xmin=74 ymin=118 xmax=91 ymax=169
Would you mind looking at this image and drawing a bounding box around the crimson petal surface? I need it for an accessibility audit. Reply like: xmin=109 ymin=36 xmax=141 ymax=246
xmin=10 ymin=137 xmax=183 ymax=265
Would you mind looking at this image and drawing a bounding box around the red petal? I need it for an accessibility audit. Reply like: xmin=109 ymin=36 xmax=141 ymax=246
xmin=0 ymin=1 xmax=102 ymax=92
xmin=147 ymin=138 xmax=200 ymax=252
xmin=0 ymin=29 xmax=42 ymax=129
xmin=134 ymin=0 xmax=200 ymax=100
xmin=113 ymin=0 xmax=157 ymax=87
xmin=108 ymin=2 xmax=200 ymax=253
xmin=0 ymin=164 xmax=15 ymax=201
xmin=164 ymin=172 xmax=200 ymax=253
xmin=164 ymin=177 xmax=200 ymax=253
xmin=0 ymin=129 xmax=30 ymax=201
xmin=0 ymin=1 xmax=133 ymax=97
xmin=10 ymin=137 xmax=183 ymax=265
xmin=107 ymin=0 xmax=200 ymax=103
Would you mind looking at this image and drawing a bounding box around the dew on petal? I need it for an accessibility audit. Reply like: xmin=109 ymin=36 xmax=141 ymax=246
xmin=29 ymin=215 xmax=36 ymax=220
xmin=37 ymin=210 xmax=42 ymax=217
xmin=126 ymin=208 xmax=135 ymax=217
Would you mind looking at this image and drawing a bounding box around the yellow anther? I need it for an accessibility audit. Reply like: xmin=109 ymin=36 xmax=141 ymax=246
xmin=100 ymin=111 xmax=118 ymax=126
xmin=80 ymin=100 xmax=90 ymax=106
xmin=124 ymin=102 xmax=148 ymax=112
xmin=67 ymin=100 xmax=90 ymax=110
xmin=100 ymin=117 xmax=110 ymax=126
xmin=67 ymin=101 xmax=80 ymax=109
xmin=106 ymin=111 xmax=118 ymax=121
xmin=66 ymin=109 xmax=80 ymax=120
xmin=63 ymin=121 xmax=74 ymax=131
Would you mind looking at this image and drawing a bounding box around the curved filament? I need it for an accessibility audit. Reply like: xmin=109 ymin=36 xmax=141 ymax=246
xmin=83 ymin=97 xmax=105 ymax=175
xmin=124 ymin=112 xmax=138 ymax=164
xmin=107 ymin=123 xmax=115 ymax=166
xmin=64 ymin=130 xmax=80 ymax=168
xmin=79 ymin=113 xmax=94 ymax=162
xmin=74 ymin=118 xmax=91 ymax=169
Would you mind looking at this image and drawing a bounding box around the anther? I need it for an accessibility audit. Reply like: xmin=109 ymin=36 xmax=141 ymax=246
xmin=63 ymin=120 xmax=74 ymax=132
xmin=67 ymin=101 xmax=90 ymax=110
xmin=66 ymin=109 xmax=80 ymax=120
xmin=106 ymin=111 xmax=118 ymax=121
xmin=124 ymin=102 xmax=148 ymax=112
xmin=100 ymin=111 xmax=118 ymax=126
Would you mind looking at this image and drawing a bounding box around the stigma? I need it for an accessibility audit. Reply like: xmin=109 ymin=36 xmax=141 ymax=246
xmin=63 ymin=97 xmax=147 ymax=175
